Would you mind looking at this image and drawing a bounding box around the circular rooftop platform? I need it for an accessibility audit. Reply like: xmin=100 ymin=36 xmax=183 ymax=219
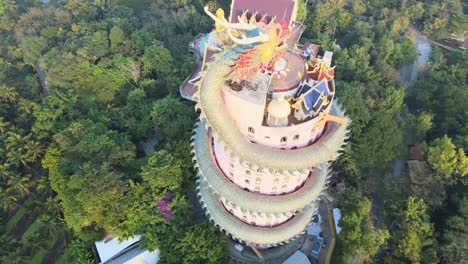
xmin=270 ymin=51 xmax=305 ymax=93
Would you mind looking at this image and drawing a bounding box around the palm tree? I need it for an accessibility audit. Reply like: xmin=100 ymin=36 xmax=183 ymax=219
xmin=39 ymin=214 xmax=60 ymax=238
xmin=2 ymin=247 xmax=27 ymax=264
xmin=0 ymin=189 xmax=18 ymax=212
xmin=24 ymin=140 xmax=44 ymax=163
xmin=44 ymin=197 xmax=63 ymax=217
xmin=6 ymin=149 xmax=24 ymax=168
xmin=0 ymin=233 xmax=21 ymax=254
xmin=0 ymin=117 xmax=10 ymax=133
xmin=0 ymin=163 xmax=13 ymax=182
xmin=7 ymin=175 xmax=31 ymax=197
xmin=15 ymin=98 xmax=34 ymax=129
xmin=16 ymin=98 xmax=33 ymax=116
xmin=4 ymin=131 xmax=38 ymax=167
xmin=0 ymin=85 xmax=18 ymax=102
xmin=5 ymin=131 xmax=24 ymax=152
xmin=36 ymin=176 xmax=51 ymax=196
xmin=27 ymin=231 xmax=47 ymax=252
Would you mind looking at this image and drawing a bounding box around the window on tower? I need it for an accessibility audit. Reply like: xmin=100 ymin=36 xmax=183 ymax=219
xmin=248 ymin=127 xmax=254 ymax=134
xmin=294 ymin=134 xmax=300 ymax=140
xmin=245 ymin=179 xmax=250 ymax=184
xmin=280 ymin=136 xmax=287 ymax=143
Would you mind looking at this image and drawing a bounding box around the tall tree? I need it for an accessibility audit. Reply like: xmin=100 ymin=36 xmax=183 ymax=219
xmin=334 ymin=190 xmax=390 ymax=263
xmin=427 ymin=135 xmax=467 ymax=185
xmin=391 ymin=197 xmax=436 ymax=263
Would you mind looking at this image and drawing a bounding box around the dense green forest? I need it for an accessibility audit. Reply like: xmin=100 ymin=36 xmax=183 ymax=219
xmin=300 ymin=1 xmax=467 ymax=263
xmin=0 ymin=0 xmax=466 ymax=263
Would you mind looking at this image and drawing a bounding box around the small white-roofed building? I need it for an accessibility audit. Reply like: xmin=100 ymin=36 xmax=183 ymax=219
xmin=95 ymin=236 xmax=159 ymax=264
xmin=282 ymin=250 xmax=311 ymax=264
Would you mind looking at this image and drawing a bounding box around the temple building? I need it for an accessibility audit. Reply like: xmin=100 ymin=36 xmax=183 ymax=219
xmin=180 ymin=0 xmax=349 ymax=261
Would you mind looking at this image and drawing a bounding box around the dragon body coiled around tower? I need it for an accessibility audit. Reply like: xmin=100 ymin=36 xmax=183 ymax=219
xmin=180 ymin=4 xmax=350 ymax=248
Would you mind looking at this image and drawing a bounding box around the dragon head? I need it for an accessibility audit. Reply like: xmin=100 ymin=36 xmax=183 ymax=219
xmin=205 ymin=7 xmax=290 ymax=80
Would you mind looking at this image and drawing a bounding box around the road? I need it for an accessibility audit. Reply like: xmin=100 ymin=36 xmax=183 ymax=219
xmin=394 ymin=25 xmax=432 ymax=179
xmin=399 ymin=25 xmax=432 ymax=86
xmin=372 ymin=25 xmax=433 ymax=232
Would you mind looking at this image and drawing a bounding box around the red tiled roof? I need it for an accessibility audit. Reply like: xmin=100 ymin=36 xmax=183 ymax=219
xmin=230 ymin=0 xmax=296 ymax=24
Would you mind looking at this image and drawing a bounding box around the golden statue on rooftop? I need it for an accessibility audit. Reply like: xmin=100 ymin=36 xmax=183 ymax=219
xmin=204 ymin=7 xmax=290 ymax=80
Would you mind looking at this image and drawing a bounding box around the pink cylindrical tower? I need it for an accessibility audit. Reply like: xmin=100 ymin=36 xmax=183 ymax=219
xmin=181 ymin=1 xmax=350 ymax=252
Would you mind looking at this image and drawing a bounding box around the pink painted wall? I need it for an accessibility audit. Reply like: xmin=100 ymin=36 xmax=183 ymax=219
xmin=212 ymin=137 xmax=314 ymax=194
xmin=222 ymin=84 xmax=333 ymax=149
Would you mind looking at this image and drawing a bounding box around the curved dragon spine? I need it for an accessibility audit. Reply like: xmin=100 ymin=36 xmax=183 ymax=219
xmin=194 ymin=44 xmax=350 ymax=172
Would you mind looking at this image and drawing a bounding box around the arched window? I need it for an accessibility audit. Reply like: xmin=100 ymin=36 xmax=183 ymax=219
xmin=245 ymin=179 xmax=250 ymax=184
xmin=294 ymin=134 xmax=300 ymax=140
xmin=273 ymin=186 xmax=278 ymax=191
xmin=274 ymin=178 xmax=279 ymax=183
xmin=280 ymin=136 xmax=287 ymax=143
xmin=246 ymin=170 xmax=251 ymax=175
xmin=248 ymin=127 xmax=255 ymax=134
xmin=255 ymin=186 xmax=260 ymax=191
xmin=255 ymin=177 xmax=261 ymax=182
xmin=282 ymin=184 xmax=287 ymax=189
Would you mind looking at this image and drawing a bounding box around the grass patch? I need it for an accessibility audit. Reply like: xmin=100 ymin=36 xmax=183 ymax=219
xmin=5 ymin=205 xmax=28 ymax=233
xmin=30 ymin=236 xmax=59 ymax=264
xmin=31 ymin=249 xmax=47 ymax=264
xmin=21 ymin=218 xmax=44 ymax=243
xmin=5 ymin=195 xmax=37 ymax=234
xmin=54 ymin=245 xmax=74 ymax=264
